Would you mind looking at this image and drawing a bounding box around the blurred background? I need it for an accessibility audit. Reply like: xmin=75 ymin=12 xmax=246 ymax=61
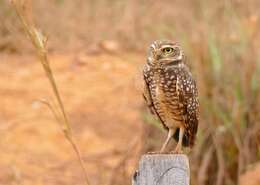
xmin=0 ymin=0 xmax=260 ymax=185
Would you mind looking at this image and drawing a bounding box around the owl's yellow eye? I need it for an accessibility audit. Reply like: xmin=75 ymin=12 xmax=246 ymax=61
xmin=162 ymin=47 xmax=173 ymax=54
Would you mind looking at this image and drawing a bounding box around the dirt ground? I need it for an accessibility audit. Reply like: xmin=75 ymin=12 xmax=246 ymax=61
xmin=0 ymin=52 xmax=146 ymax=185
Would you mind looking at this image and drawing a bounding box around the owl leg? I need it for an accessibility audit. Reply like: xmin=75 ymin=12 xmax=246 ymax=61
xmin=173 ymin=126 xmax=184 ymax=154
xmin=160 ymin=128 xmax=174 ymax=153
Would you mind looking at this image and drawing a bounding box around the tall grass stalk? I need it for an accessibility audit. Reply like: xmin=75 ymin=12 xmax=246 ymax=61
xmin=10 ymin=1 xmax=91 ymax=185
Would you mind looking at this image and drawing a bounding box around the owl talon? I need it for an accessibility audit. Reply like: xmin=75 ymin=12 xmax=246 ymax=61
xmin=147 ymin=151 xmax=160 ymax=154
xmin=171 ymin=144 xmax=183 ymax=154
xmin=171 ymin=149 xmax=184 ymax=154
xmin=147 ymin=151 xmax=169 ymax=154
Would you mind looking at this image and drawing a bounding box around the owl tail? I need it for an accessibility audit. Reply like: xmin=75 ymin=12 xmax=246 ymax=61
xmin=173 ymin=128 xmax=195 ymax=147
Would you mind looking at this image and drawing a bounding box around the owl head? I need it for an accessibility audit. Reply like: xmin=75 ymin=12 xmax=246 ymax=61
xmin=147 ymin=40 xmax=184 ymax=67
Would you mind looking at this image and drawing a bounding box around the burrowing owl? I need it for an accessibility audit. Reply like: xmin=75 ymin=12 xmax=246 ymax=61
xmin=143 ymin=40 xmax=199 ymax=153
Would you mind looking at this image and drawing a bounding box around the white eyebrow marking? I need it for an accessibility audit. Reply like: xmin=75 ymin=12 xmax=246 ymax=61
xmin=160 ymin=44 xmax=174 ymax=49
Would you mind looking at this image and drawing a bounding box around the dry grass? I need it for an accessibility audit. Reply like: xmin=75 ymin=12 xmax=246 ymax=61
xmin=10 ymin=1 xmax=91 ymax=185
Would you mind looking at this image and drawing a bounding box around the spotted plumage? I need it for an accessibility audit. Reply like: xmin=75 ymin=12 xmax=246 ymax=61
xmin=143 ymin=40 xmax=199 ymax=153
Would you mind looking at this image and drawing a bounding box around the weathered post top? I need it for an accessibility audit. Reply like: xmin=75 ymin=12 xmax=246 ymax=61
xmin=132 ymin=154 xmax=190 ymax=185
